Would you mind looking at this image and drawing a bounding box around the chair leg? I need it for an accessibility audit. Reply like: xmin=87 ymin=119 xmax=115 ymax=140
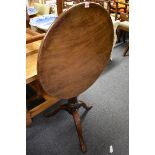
xmin=116 ymin=29 xmax=122 ymax=43
xmin=123 ymin=42 xmax=129 ymax=56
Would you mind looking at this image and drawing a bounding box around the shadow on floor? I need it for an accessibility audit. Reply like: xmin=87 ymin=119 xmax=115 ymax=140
xmin=101 ymin=59 xmax=121 ymax=76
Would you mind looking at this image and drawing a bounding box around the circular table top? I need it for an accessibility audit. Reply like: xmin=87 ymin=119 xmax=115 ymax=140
xmin=37 ymin=2 xmax=114 ymax=99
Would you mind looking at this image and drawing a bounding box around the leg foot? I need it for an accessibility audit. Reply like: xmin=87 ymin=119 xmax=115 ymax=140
xmin=78 ymin=100 xmax=93 ymax=111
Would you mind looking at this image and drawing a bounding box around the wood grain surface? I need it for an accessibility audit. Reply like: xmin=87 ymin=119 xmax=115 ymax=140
xmin=26 ymin=29 xmax=42 ymax=83
xmin=26 ymin=41 xmax=41 ymax=56
xmin=26 ymin=29 xmax=43 ymax=56
xmin=37 ymin=2 xmax=114 ymax=99
xmin=26 ymin=33 xmax=45 ymax=44
xmin=26 ymin=53 xmax=38 ymax=84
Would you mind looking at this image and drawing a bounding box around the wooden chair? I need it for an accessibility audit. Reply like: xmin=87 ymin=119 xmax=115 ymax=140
xmin=108 ymin=0 xmax=128 ymax=19
xmin=26 ymin=2 xmax=113 ymax=152
xmin=119 ymin=13 xmax=129 ymax=56
xmin=114 ymin=0 xmax=129 ymax=56
xmin=109 ymin=0 xmax=128 ymax=13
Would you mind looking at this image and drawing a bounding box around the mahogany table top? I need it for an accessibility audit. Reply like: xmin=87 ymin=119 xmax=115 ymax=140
xmin=37 ymin=3 xmax=114 ymax=99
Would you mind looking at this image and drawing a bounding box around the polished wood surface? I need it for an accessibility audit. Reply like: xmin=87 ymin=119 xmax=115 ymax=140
xmin=26 ymin=28 xmax=43 ymax=83
xmin=26 ymin=42 xmax=41 ymax=56
xmin=38 ymin=3 xmax=114 ymax=99
xmin=26 ymin=28 xmax=42 ymax=56
xmin=26 ymin=53 xmax=38 ymax=84
xmin=57 ymin=0 xmax=63 ymax=15
xmin=26 ymin=28 xmax=41 ymax=36
xmin=26 ymin=110 xmax=32 ymax=127
xmin=26 ymin=33 xmax=45 ymax=44
xmin=26 ymin=25 xmax=59 ymax=127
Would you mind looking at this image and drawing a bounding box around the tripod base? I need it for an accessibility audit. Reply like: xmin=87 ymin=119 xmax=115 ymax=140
xmin=44 ymin=97 xmax=92 ymax=153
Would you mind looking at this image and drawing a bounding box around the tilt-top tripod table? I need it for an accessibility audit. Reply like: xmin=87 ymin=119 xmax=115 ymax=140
xmin=35 ymin=2 xmax=113 ymax=153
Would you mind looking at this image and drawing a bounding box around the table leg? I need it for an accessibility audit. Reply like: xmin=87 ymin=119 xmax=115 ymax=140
xmin=26 ymin=110 xmax=32 ymax=127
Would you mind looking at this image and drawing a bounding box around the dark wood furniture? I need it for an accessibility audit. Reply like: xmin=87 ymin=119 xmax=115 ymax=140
xmin=115 ymin=1 xmax=129 ymax=56
xmin=108 ymin=0 xmax=128 ymax=15
xmin=27 ymin=2 xmax=113 ymax=152
xmin=26 ymin=7 xmax=30 ymax=28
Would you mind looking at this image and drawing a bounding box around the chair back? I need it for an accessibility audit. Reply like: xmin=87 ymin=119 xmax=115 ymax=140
xmin=114 ymin=0 xmax=129 ymax=20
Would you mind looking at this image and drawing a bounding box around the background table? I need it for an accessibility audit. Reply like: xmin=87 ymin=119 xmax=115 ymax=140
xmin=26 ymin=28 xmax=45 ymax=84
